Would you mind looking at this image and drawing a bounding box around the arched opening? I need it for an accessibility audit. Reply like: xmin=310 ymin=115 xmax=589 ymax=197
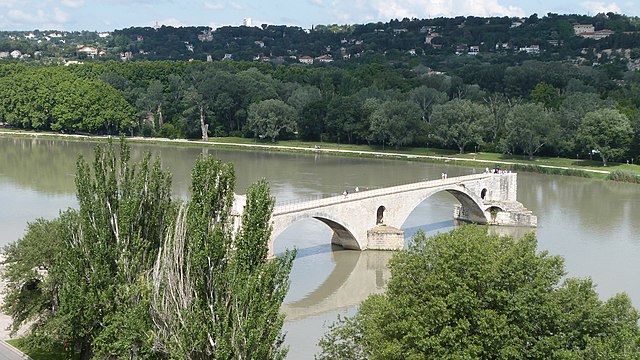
xmin=376 ymin=206 xmax=385 ymax=224
xmin=481 ymin=188 xmax=487 ymax=199
xmin=487 ymin=206 xmax=502 ymax=221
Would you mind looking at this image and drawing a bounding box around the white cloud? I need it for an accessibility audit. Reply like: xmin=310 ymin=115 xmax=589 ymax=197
xmin=371 ymin=0 xmax=524 ymax=19
xmin=203 ymin=2 xmax=225 ymax=10
xmin=54 ymin=7 xmax=71 ymax=23
xmin=5 ymin=6 xmax=70 ymax=28
xmin=61 ymin=0 xmax=85 ymax=9
xmin=155 ymin=18 xmax=186 ymax=27
xmin=581 ymin=1 xmax=621 ymax=14
xmin=328 ymin=0 xmax=524 ymax=24
xmin=0 ymin=0 xmax=20 ymax=8
xmin=308 ymin=0 xmax=323 ymax=6
xmin=229 ymin=2 xmax=243 ymax=10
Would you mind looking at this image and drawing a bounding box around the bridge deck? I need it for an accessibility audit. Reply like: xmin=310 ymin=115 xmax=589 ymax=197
xmin=273 ymin=173 xmax=493 ymax=216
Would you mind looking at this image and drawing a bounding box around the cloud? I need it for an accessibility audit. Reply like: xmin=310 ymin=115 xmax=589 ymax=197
xmin=328 ymin=0 xmax=524 ymax=24
xmin=371 ymin=0 xmax=525 ymax=19
xmin=4 ymin=6 xmax=70 ymax=28
xmin=155 ymin=18 xmax=186 ymax=27
xmin=61 ymin=0 xmax=85 ymax=9
xmin=308 ymin=0 xmax=323 ymax=6
xmin=203 ymin=2 xmax=225 ymax=10
xmin=54 ymin=7 xmax=71 ymax=23
xmin=0 ymin=0 xmax=20 ymax=8
xmin=229 ymin=2 xmax=243 ymax=10
xmin=581 ymin=1 xmax=621 ymax=14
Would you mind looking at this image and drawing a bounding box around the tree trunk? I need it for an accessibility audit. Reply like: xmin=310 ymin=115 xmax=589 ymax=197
xmin=80 ymin=340 xmax=93 ymax=360
xmin=157 ymin=104 xmax=164 ymax=128
xmin=199 ymin=105 xmax=209 ymax=142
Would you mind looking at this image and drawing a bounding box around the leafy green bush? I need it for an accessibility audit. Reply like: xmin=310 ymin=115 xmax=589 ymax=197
xmin=508 ymin=163 xmax=592 ymax=177
xmin=607 ymin=170 xmax=640 ymax=183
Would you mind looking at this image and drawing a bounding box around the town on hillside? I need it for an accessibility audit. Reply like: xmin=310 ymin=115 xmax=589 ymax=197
xmin=0 ymin=13 xmax=639 ymax=71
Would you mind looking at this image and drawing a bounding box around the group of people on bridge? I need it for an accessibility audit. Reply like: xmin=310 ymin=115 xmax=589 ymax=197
xmin=485 ymin=167 xmax=511 ymax=174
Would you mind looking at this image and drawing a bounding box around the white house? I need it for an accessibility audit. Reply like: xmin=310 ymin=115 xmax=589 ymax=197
xmin=520 ymin=45 xmax=540 ymax=54
xmin=78 ymin=46 xmax=98 ymax=57
xmin=10 ymin=50 xmax=22 ymax=59
xmin=299 ymin=55 xmax=314 ymax=64
xmin=574 ymin=24 xmax=595 ymax=34
xmin=315 ymin=54 xmax=333 ymax=63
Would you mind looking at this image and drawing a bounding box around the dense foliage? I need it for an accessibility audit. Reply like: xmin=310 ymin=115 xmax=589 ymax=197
xmin=317 ymin=226 xmax=640 ymax=359
xmin=1 ymin=57 xmax=639 ymax=164
xmin=1 ymin=140 xmax=295 ymax=359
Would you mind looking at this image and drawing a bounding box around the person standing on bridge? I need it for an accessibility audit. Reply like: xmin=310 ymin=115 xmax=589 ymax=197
xmin=343 ymin=190 xmax=348 ymax=199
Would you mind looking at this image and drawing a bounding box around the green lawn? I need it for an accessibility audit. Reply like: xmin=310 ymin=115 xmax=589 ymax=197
xmin=209 ymin=137 xmax=640 ymax=177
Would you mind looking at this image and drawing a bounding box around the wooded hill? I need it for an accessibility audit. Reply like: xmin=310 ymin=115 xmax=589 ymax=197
xmin=1 ymin=13 xmax=640 ymax=69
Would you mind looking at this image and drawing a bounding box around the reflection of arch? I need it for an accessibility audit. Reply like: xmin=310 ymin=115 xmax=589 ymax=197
xmin=282 ymin=250 xmax=394 ymax=321
xmin=481 ymin=188 xmax=487 ymax=199
xmin=376 ymin=206 xmax=385 ymax=224
xmin=284 ymin=249 xmax=361 ymax=310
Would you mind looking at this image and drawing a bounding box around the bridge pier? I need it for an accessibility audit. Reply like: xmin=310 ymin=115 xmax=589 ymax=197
xmin=366 ymin=225 xmax=404 ymax=251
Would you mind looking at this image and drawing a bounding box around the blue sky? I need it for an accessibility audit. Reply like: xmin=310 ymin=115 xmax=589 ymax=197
xmin=0 ymin=0 xmax=638 ymax=31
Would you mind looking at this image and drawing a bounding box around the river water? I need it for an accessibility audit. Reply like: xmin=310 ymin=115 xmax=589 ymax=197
xmin=0 ymin=137 xmax=638 ymax=358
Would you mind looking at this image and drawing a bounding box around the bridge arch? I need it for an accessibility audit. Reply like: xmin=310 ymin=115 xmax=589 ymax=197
xmin=271 ymin=211 xmax=362 ymax=253
xmin=395 ymin=185 xmax=489 ymax=229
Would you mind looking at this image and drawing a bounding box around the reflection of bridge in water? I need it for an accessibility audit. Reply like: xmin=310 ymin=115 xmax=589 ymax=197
xmin=281 ymin=249 xmax=393 ymax=321
xmin=237 ymin=173 xmax=538 ymax=257
xmin=280 ymin=224 xmax=534 ymax=322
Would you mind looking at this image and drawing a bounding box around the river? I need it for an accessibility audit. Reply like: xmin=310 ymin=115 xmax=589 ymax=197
xmin=0 ymin=137 xmax=638 ymax=358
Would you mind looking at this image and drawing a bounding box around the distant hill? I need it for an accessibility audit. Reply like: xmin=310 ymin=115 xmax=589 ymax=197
xmin=1 ymin=13 xmax=640 ymax=70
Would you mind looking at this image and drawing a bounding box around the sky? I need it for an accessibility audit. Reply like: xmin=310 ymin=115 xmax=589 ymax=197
xmin=0 ymin=0 xmax=638 ymax=32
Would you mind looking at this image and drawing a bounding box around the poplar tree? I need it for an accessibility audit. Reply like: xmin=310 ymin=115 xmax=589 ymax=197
xmin=2 ymin=140 xmax=295 ymax=359
xmin=151 ymin=155 xmax=295 ymax=359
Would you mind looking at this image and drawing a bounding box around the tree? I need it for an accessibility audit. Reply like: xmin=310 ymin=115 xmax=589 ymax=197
xmin=151 ymin=156 xmax=295 ymax=358
xmin=2 ymin=140 xmax=295 ymax=359
xmin=408 ymin=86 xmax=447 ymax=122
xmin=368 ymin=100 xmax=421 ymax=149
xmin=502 ymin=103 xmax=556 ymax=159
xmin=431 ymin=99 xmax=489 ymax=154
xmin=577 ymin=108 xmax=633 ymax=166
xmin=317 ymin=226 xmax=640 ymax=359
xmin=183 ymin=85 xmax=212 ymax=141
xmin=246 ymin=99 xmax=297 ymax=142
xmin=531 ymin=81 xmax=562 ymax=110
xmin=326 ymin=96 xmax=363 ymax=144
xmin=135 ymin=80 xmax=166 ymax=129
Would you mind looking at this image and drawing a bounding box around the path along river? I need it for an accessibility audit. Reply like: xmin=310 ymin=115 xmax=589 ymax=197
xmin=0 ymin=136 xmax=638 ymax=358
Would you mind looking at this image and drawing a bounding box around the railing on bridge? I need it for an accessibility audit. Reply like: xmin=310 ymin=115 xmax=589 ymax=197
xmin=273 ymin=172 xmax=493 ymax=215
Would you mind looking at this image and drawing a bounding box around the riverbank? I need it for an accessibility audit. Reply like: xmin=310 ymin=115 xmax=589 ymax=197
xmin=2 ymin=130 xmax=636 ymax=179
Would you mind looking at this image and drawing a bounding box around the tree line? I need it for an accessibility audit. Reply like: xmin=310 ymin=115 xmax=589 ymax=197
xmin=0 ymin=59 xmax=639 ymax=164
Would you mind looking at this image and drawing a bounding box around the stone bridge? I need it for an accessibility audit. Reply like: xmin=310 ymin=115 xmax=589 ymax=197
xmin=234 ymin=172 xmax=536 ymax=257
